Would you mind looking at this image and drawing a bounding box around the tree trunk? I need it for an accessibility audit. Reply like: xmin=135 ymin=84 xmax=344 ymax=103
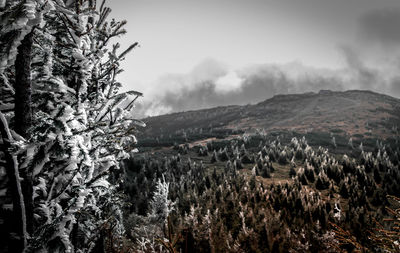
xmin=15 ymin=31 xmax=33 ymax=137
xmin=14 ymin=31 xmax=34 ymax=236
xmin=0 ymin=112 xmax=27 ymax=252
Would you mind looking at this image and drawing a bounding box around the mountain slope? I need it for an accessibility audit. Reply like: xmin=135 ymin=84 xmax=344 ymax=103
xmin=139 ymin=90 xmax=400 ymax=141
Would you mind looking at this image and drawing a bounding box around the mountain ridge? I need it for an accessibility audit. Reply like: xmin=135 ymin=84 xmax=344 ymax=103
xmin=139 ymin=89 xmax=400 ymax=141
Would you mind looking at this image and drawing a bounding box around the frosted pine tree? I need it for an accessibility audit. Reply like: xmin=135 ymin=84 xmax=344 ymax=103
xmin=148 ymin=176 xmax=175 ymax=224
xmin=0 ymin=0 xmax=143 ymax=252
xmin=129 ymin=175 xmax=175 ymax=252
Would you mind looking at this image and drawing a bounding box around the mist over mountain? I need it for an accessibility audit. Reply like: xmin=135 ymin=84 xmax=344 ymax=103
xmin=133 ymin=58 xmax=400 ymax=118
xmin=127 ymin=7 xmax=400 ymax=118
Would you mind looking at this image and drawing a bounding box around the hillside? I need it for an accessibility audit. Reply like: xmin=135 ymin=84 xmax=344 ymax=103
xmin=119 ymin=89 xmax=400 ymax=252
xmin=124 ymin=115 xmax=400 ymax=252
xmin=138 ymin=90 xmax=400 ymax=149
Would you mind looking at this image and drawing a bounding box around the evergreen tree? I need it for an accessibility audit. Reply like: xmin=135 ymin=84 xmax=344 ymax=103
xmin=211 ymin=149 xmax=218 ymax=163
xmin=289 ymin=166 xmax=297 ymax=178
xmin=0 ymin=1 xmax=143 ymax=251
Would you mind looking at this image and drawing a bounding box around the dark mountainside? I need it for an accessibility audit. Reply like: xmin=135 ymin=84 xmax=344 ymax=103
xmin=138 ymin=90 xmax=400 ymax=148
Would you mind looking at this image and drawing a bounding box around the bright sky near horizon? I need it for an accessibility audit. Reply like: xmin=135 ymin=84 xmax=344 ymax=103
xmin=108 ymin=0 xmax=400 ymax=116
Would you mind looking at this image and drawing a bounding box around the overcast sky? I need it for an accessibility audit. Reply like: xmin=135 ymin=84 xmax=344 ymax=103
xmin=108 ymin=0 xmax=400 ymax=117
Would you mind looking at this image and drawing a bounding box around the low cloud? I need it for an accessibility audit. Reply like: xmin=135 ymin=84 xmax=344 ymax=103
xmin=390 ymin=78 xmax=400 ymax=95
xmin=339 ymin=45 xmax=380 ymax=91
xmin=131 ymin=53 xmax=400 ymax=118
xmin=134 ymin=61 xmax=348 ymax=118
xmin=215 ymin=71 xmax=243 ymax=93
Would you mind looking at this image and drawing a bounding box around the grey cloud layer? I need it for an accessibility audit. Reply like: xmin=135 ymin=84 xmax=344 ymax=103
xmin=132 ymin=7 xmax=400 ymax=118
xmin=133 ymin=52 xmax=400 ymax=118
